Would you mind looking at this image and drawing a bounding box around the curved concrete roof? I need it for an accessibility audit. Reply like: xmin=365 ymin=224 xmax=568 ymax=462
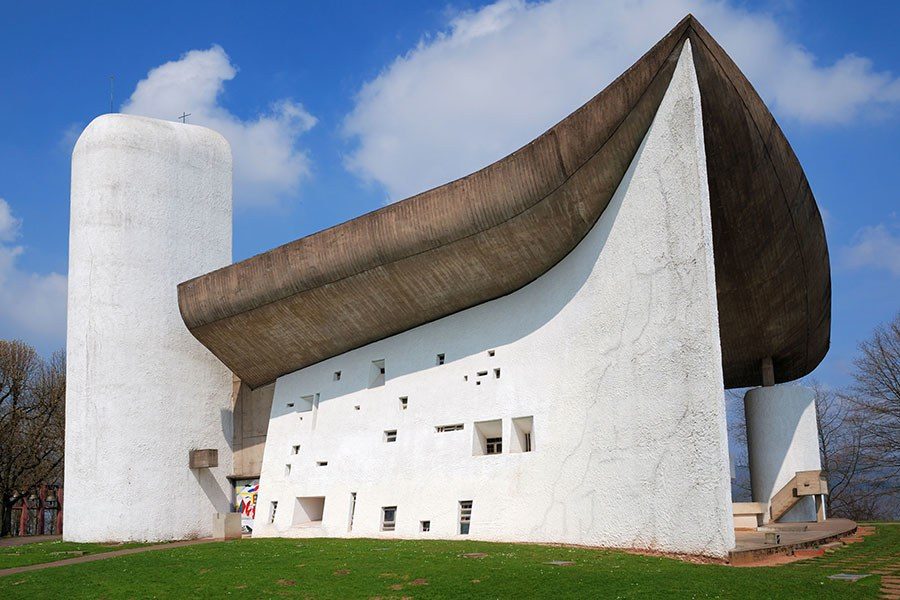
xmin=178 ymin=15 xmax=830 ymax=389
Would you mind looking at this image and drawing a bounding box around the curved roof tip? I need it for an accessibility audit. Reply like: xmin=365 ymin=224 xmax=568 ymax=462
xmin=178 ymin=15 xmax=830 ymax=389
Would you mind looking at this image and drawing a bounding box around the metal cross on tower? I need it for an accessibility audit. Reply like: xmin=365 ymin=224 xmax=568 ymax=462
xmin=178 ymin=112 xmax=191 ymax=124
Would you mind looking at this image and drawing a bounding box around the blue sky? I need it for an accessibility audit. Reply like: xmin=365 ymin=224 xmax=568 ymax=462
xmin=0 ymin=0 xmax=897 ymax=390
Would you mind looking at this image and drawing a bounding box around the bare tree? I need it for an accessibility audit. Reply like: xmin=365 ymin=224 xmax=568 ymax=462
xmin=0 ymin=340 xmax=66 ymax=536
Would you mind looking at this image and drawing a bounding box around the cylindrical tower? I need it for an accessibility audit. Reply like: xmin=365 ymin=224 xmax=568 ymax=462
xmin=64 ymin=114 xmax=234 ymax=542
xmin=744 ymin=384 xmax=822 ymax=523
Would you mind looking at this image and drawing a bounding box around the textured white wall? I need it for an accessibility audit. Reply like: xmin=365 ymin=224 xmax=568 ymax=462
xmin=65 ymin=114 xmax=234 ymax=542
xmin=254 ymin=42 xmax=735 ymax=557
xmin=744 ymin=384 xmax=822 ymax=522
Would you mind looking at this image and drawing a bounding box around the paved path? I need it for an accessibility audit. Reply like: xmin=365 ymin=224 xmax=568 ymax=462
xmin=0 ymin=538 xmax=215 ymax=577
xmin=0 ymin=535 xmax=61 ymax=548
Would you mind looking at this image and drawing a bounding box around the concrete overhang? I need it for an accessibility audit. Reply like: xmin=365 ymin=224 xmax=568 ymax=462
xmin=177 ymin=15 xmax=830 ymax=390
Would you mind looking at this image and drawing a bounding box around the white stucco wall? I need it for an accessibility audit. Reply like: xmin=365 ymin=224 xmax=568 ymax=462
xmin=744 ymin=384 xmax=822 ymax=522
xmin=254 ymin=42 xmax=735 ymax=557
xmin=64 ymin=114 xmax=234 ymax=542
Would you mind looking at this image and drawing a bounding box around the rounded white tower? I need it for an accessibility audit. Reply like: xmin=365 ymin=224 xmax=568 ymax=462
xmin=744 ymin=384 xmax=822 ymax=523
xmin=64 ymin=114 xmax=234 ymax=542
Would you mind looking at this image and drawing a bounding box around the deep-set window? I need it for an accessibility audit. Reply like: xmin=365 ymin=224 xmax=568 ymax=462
xmin=384 ymin=430 xmax=397 ymax=443
xmin=459 ymin=501 xmax=472 ymax=535
xmin=381 ymin=506 xmax=397 ymax=531
xmin=436 ymin=353 xmax=445 ymax=365
xmin=333 ymin=371 xmax=342 ymax=381
xmin=399 ymin=397 xmax=408 ymax=410
xmin=420 ymin=520 xmax=431 ymax=532
xmin=269 ymin=501 xmax=278 ymax=524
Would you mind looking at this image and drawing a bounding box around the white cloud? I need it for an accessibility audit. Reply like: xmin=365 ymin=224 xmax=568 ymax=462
xmin=0 ymin=198 xmax=67 ymax=350
xmin=123 ymin=45 xmax=317 ymax=206
xmin=841 ymin=224 xmax=900 ymax=277
xmin=343 ymin=0 xmax=900 ymax=200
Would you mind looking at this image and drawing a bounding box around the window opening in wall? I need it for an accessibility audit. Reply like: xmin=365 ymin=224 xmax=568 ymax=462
xmin=463 ymin=375 xmax=468 ymax=382
xmin=399 ymin=396 xmax=408 ymax=410
xmin=494 ymin=368 xmax=501 ymax=379
xmin=512 ymin=416 xmax=534 ymax=453
xmin=287 ymin=402 xmax=294 ymax=408
xmin=459 ymin=501 xmax=472 ymax=534
xmin=436 ymin=353 xmax=445 ymax=365
xmin=354 ymin=405 xmax=360 ymax=411
xmin=299 ymin=394 xmax=315 ymax=413
xmin=348 ymin=492 xmax=357 ymax=531
xmin=436 ymin=424 xmax=464 ymax=433
xmin=477 ymin=371 xmax=488 ymax=377
xmin=284 ymin=464 xmax=292 ymax=476
xmin=476 ymin=381 xmax=481 ymax=386
xmin=333 ymin=371 xmax=342 ymax=381
xmin=381 ymin=506 xmax=397 ymax=531
xmin=474 ymin=419 xmax=502 ymax=456
xmin=420 ymin=520 xmax=431 ymax=532
xmin=316 ymin=461 xmax=328 ymax=467
xmin=488 ymin=349 xmax=495 ymax=357
xmin=384 ymin=429 xmax=397 ymax=443
xmin=370 ymin=359 xmax=386 ymax=387
xmin=292 ymin=496 xmax=325 ymax=526
xmin=269 ymin=501 xmax=278 ymax=524
xmin=291 ymin=444 xmax=300 ymax=454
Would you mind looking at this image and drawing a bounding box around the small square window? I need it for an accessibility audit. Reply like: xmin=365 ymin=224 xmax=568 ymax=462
xmin=333 ymin=371 xmax=342 ymax=381
xmin=381 ymin=506 xmax=397 ymax=531
xmin=291 ymin=444 xmax=300 ymax=455
xmin=316 ymin=461 xmax=328 ymax=467
xmin=420 ymin=520 xmax=431 ymax=532
xmin=486 ymin=437 xmax=502 ymax=455
xmin=488 ymin=349 xmax=495 ymax=357
xmin=384 ymin=430 xmax=397 ymax=443
xmin=436 ymin=353 xmax=445 ymax=365
xmin=399 ymin=397 xmax=408 ymax=410
xmin=354 ymin=405 xmax=361 ymax=411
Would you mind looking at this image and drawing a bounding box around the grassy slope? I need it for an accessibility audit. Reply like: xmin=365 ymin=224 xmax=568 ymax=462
xmin=3 ymin=525 xmax=896 ymax=599
xmin=0 ymin=540 xmax=148 ymax=569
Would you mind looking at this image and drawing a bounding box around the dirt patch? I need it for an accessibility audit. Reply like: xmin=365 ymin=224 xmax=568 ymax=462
xmin=333 ymin=569 xmax=350 ymax=576
xmin=410 ymin=578 xmax=429 ymax=586
xmin=276 ymin=579 xmax=296 ymax=586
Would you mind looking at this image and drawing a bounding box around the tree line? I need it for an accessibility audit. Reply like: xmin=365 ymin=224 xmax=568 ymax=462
xmin=0 ymin=340 xmax=65 ymax=537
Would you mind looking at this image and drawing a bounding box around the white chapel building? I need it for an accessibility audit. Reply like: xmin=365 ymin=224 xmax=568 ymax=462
xmin=63 ymin=16 xmax=831 ymax=559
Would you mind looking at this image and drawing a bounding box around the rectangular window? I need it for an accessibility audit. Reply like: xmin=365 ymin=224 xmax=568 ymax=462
xmin=286 ymin=402 xmax=295 ymax=408
xmin=384 ymin=429 xmax=397 ymax=443
xmin=381 ymin=506 xmax=397 ymax=531
xmin=269 ymin=501 xmax=278 ymax=524
xmin=473 ymin=419 xmax=502 ymax=456
xmin=420 ymin=520 xmax=430 ymax=532
xmin=436 ymin=353 xmax=445 ymax=365
xmin=512 ymin=416 xmax=534 ymax=453
xmin=333 ymin=370 xmax=341 ymax=381
xmin=370 ymin=360 xmax=386 ymax=387
xmin=291 ymin=444 xmax=300 ymax=455
xmin=435 ymin=424 xmax=464 ymax=433
xmin=459 ymin=501 xmax=472 ymax=535
xmin=292 ymin=496 xmax=325 ymax=526
xmin=284 ymin=464 xmax=292 ymax=476
xmin=488 ymin=349 xmax=495 ymax=357
xmin=348 ymin=492 xmax=357 ymax=531
xmin=494 ymin=368 xmax=501 ymax=379
xmin=399 ymin=396 xmax=408 ymax=410
xmin=316 ymin=461 xmax=328 ymax=467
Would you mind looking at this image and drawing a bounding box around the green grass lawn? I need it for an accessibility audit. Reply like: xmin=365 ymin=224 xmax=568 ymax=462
xmin=2 ymin=525 xmax=897 ymax=599
xmin=0 ymin=539 xmax=149 ymax=569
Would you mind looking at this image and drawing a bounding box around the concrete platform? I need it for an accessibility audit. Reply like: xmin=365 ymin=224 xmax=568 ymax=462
xmin=729 ymin=518 xmax=857 ymax=565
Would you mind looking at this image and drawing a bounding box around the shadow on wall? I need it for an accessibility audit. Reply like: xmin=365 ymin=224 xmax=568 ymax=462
xmin=192 ymin=467 xmax=232 ymax=514
xmin=269 ymin=130 xmax=666 ymax=415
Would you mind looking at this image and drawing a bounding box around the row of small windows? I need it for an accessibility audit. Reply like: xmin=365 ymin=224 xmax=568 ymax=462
xmin=285 ymin=417 xmax=534 ymax=474
xmin=322 ymin=350 xmax=496 ymax=389
xmin=270 ymin=496 xmax=474 ymax=536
